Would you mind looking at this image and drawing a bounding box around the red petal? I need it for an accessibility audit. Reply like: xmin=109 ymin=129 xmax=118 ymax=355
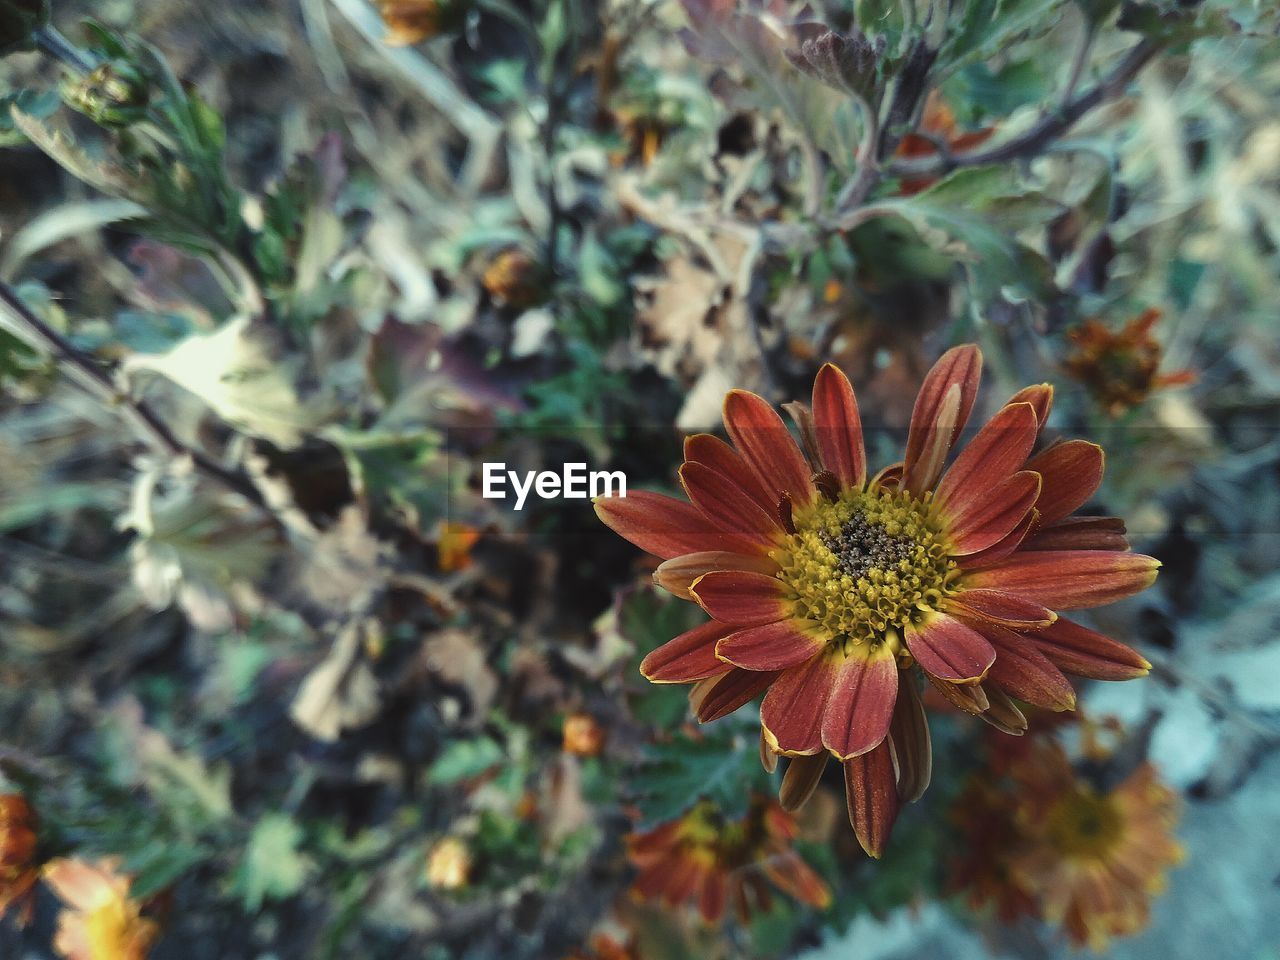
xmin=761 ymin=852 xmax=832 ymax=909
xmin=844 ymin=742 xmax=899 ymax=858
xmin=812 ymin=363 xmax=866 ymax=489
xmin=904 ymin=612 xmax=996 ymax=682
xmin=1030 ymin=616 xmax=1151 ymax=680
xmin=699 ymin=869 xmax=727 ymax=923
xmin=902 ymin=344 xmax=982 ymax=495
xmin=680 ymin=461 xmax=785 ymax=546
xmin=653 ymin=550 xmax=779 ymax=600
xmin=943 ymin=587 xmax=1056 ymax=628
xmin=1027 ymin=440 xmax=1104 ymax=525
xmin=716 ymin=620 xmax=827 ymax=672
xmin=946 ymin=470 xmax=1041 ymax=556
xmin=684 ymin=433 xmax=776 ymax=513
xmin=980 ymin=687 xmax=1029 ymax=734
xmin=820 ymin=644 xmax=898 ymax=760
xmin=779 ymin=753 xmax=829 ymax=811
xmin=640 ymin=620 xmax=736 ymax=683
xmin=690 ymin=570 xmax=789 ymax=625
xmin=960 ymin=509 xmax=1037 ymax=568
xmin=935 ymin=402 xmax=1038 ymax=511
xmin=971 ymin=622 xmax=1077 ymax=711
xmin=760 ymin=654 xmax=838 ymax=755
xmin=1024 ymin=516 xmax=1129 ymax=552
xmin=723 ymin=389 xmax=815 ymax=507
xmin=965 ymin=551 xmax=1160 ymax=610
xmin=692 ymin=668 xmax=780 ymax=722
xmin=595 ymin=490 xmax=767 ymax=559
xmin=1006 ymin=383 xmax=1054 ymax=438
xmin=888 ymin=678 xmax=931 ymax=802
xmin=927 ymin=674 xmax=989 ymax=715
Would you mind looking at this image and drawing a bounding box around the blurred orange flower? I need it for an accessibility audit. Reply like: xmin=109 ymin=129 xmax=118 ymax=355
xmin=438 ymin=520 xmax=482 ymax=573
xmin=894 ymin=92 xmax=995 ymax=194
xmin=376 ymin=0 xmax=462 ymax=45
xmin=627 ymin=797 xmax=829 ymax=923
xmin=43 ymin=857 xmax=159 ymax=960
xmin=1065 ymin=308 xmax=1197 ymax=417
xmin=563 ymin=712 xmax=607 ymax=757
xmin=0 ymin=793 xmax=39 ymax=926
xmin=950 ymin=738 xmax=1183 ymax=951
xmin=482 ymin=247 xmax=547 ymax=310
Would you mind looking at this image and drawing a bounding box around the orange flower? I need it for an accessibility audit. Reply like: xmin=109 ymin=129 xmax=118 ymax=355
xmin=597 ymin=345 xmax=1157 ymax=856
xmin=376 ymin=0 xmax=463 ymax=45
xmin=43 ymin=857 xmax=159 ymax=960
xmin=438 ymin=520 xmax=481 ymax=573
xmin=1064 ymin=309 xmax=1197 ymax=417
xmin=0 ymin=793 xmax=39 ymax=926
xmin=563 ymin=712 xmax=607 ymax=757
xmin=481 ymin=247 xmax=547 ymax=309
xmin=627 ymin=797 xmax=829 ymax=923
xmin=951 ymin=739 xmax=1182 ymax=951
xmin=894 ymin=92 xmax=995 ymax=194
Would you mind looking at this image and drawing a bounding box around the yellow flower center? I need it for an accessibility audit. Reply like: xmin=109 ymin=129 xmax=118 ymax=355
xmin=84 ymin=895 xmax=153 ymax=960
xmin=774 ymin=487 xmax=957 ymax=648
xmin=1045 ymin=788 xmax=1124 ymax=859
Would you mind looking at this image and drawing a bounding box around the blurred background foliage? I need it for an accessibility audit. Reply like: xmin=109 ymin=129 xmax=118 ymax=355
xmin=0 ymin=0 xmax=1278 ymax=957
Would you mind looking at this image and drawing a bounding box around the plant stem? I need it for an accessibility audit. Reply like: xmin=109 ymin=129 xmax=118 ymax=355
xmin=886 ymin=37 xmax=1162 ymax=180
xmin=32 ymin=24 xmax=98 ymax=74
xmin=0 ymin=281 xmax=269 ymax=510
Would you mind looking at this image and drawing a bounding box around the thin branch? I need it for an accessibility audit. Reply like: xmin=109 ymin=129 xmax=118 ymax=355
xmin=0 ymin=282 xmax=269 ymax=510
xmin=887 ymin=37 xmax=1162 ymax=180
xmin=832 ymin=95 xmax=881 ymax=212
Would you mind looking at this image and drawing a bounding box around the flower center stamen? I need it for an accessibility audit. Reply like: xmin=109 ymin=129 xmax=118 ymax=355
xmin=773 ymin=487 xmax=956 ymax=647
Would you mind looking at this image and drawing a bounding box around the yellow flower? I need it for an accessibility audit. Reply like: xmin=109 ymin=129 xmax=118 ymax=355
xmin=425 ymin=837 xmax=473 ymax=890
xmin=43 ymin=857 xmax=159 ymax=960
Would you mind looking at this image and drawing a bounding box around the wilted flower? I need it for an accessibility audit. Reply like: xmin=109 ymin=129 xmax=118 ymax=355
xmin=562 ymin=712 xmax=607 ymax=757
xmin=627 ymin=797 xmax=829 ymax=923
xmin=481 ymin=247 xmax=548 ymax=309
xmin=597 ymin=345 xmax=1158 ymax=856
xmin=786 ymin=27 xmax=885 ymax=103
xmin=894 ymin=92 xmax=995 ymax=194
xmin=44 ymin=857 xmax=160 ymax=960
xmin=376 ymin=0 xmax=464 ymax=45
xmin=0 ymin=794 xmax=39 ymax=926
xmin=950 ymin=738 xmax=1182 ymax=951
xmin=425 ymin=836 xmax=473 ymax=890
xmin=1064 ymin=309 xmax=1196 ymax=417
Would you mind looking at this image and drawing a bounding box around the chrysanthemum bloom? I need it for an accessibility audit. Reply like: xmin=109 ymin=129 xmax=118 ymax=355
xmin=563 ymin=712 xmax=607 ymax=757
xmin=596 ymin=345 xmax=1159 ymax=856
xmin=894 ymin=92 xmax=995 ymax=194
xmin=627 ymin=797 xmax=830 ymax=923
xmin=0 ymin=794 xmax=39 ymax=926
xmin=1064 ymin=309 xmax=1196 ymax=417
xmin=43 ymin=857 xmax=159 ymax=960
xmin=481 ymin=247 xmax=547 ymax=309
xmin=946 ymin=778 xmax=1039 ymax=926
xmin=1014 ymin=743 xmax=1181 ymax=950
xmin=376 ymin=0 xmax=463 ymax=44
xmin=425 ymin=836 xmax=473 ymax=890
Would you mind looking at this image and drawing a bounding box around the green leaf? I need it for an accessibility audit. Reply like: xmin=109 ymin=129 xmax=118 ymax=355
xmin=873 ymin=165 xmax=1063 ymax=312
xmin=617 ymin=587 xmax=706 ymax=728
xmin=945 ymin=60 xmax=1049 ymax=123
xmin=942 ymin=0 xmax=1070 ymax=71
xmin=1116 ymin=1 xmax=1241 ymax=43
xmin=231 ymin=813 xmax=313 ymax=911
xmin=635 ymin=726 xmax=771 ymax=827
xmin=426 ymin=736 xmax=504 ymax=785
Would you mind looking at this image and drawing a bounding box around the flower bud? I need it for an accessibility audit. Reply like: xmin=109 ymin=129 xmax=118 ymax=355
xmin=63 ymin=60 xmax=151 ymax=128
